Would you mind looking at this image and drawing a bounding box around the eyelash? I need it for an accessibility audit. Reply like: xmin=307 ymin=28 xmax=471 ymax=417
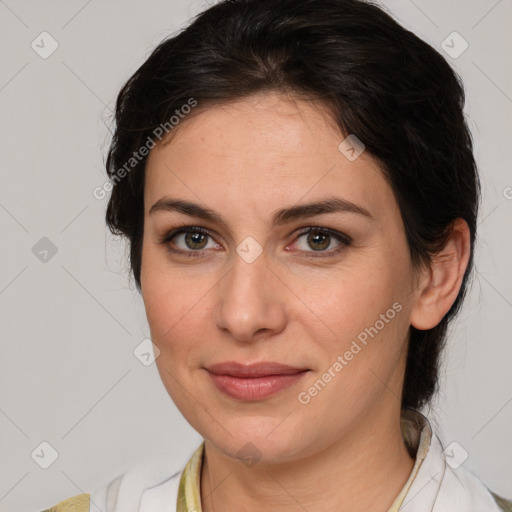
xmin=159 ymin=225 xmax=352 ymax=259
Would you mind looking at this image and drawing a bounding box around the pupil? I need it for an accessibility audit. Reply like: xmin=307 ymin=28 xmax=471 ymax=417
xmin=309 ymin=232 xmax=329 ymax=251
xmin=186 ymin=231 xmax=206 ymax=249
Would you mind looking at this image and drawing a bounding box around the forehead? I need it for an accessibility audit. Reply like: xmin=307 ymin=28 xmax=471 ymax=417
xmin=144 ymin=93 xmax=394 ymax=221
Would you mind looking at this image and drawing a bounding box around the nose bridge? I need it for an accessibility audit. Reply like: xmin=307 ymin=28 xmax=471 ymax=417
xmin=215 ymin=243 xmax=285 ymax=341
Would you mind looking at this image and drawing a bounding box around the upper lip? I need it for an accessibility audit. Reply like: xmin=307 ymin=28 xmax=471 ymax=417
xmin=206 ymin=361 xmax=308 ymax=378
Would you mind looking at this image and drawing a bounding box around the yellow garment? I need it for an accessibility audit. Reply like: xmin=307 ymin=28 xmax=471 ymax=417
xmin=41 ymin=493 xmax=90 ymax=512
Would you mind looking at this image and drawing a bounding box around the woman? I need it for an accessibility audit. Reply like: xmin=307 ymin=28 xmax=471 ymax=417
xmin=42 ymin=0 xmax=511 ymax=510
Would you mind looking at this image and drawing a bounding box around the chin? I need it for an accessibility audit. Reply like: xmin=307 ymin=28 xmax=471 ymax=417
xmin=202 ymin=414 xmax=309 ymax=465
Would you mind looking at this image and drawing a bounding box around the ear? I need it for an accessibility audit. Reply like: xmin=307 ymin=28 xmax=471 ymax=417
xmin=410 ymin=218 xmax=471 ymax=331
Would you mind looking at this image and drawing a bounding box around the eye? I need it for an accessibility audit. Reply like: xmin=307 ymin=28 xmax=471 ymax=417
xmin=159 ymin=226 xmax=220 ymax=256
xmin=291 ymin=227 xmax=352 ymax=257
xmin=159 ymin=225 xmax=352 ymax=259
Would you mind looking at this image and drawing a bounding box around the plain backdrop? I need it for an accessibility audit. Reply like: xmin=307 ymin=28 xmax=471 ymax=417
xmin=0 ymin=0 xmax=511 ymax=510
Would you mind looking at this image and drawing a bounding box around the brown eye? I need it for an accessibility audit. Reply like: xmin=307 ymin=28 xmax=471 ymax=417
xmin=292 ymin=227 xmax=352 ymax=257
xmin=183 ymin=230 xmax=209 ymax=250
xmin=306 ymin=231 xmax=331 ymax=251
xmin=160 ymin=226 xmax=219 ymax=256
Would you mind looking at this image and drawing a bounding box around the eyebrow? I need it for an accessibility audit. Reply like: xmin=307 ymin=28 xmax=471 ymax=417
xmin=149 ymin=196 xmax=373 ymax=226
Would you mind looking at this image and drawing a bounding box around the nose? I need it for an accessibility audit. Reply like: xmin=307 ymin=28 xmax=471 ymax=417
xmin=214 ymin=246 xmax=287 ymax=343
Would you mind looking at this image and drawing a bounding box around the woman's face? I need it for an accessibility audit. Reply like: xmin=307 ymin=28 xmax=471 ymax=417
xmin=141 ymin=92 xmax=421 ymax=463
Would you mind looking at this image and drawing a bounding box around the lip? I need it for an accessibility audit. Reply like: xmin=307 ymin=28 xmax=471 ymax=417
xmin=205 ymin=361 xmax=309 ymax=401
xmin=206 ymin=361 xmax=307 ymax=377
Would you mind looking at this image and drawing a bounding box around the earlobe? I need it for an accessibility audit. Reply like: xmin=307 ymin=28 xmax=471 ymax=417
xmin=410 ymin=218 xmax=471 ymax=331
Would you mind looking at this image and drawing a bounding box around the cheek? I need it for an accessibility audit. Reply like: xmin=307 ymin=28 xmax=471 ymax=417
xmin=143 ymin=278 xmax=208 ymax=358
xmin=297 ymin=252 xmax=411 ymax=393
xmin=299 ymin=263 xmax=404 ymax=344
xmin=141 ymin=253 xmax=211 ymax=417
xmin=141 ymin=238 xmax=206 ymax=326
xmin=141 ymin=245 xmax=203 ymax=360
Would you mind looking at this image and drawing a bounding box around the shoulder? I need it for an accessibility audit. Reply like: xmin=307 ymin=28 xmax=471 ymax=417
xmin=428 ymin=441 xmax=511 ymax=511
xmin=41 ymin=493 xmax=90 ymax=512
xmin=401 ymin=412 xmax=511 ymax=511
xmin=38 ymin=448 xmax=192 ymax=512
xmin=39 ymin=460 xmax=183 ymax=512
xmin=438 ymin=463 xmax=512 ymax=511
xmin=88 ymin=455 xmax=183 ymax=512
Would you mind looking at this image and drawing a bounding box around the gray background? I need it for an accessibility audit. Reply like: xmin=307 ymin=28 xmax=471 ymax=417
xmin=0 ymin=0 xmax=511 ymax=510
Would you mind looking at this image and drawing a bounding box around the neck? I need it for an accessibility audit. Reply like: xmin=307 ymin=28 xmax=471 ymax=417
xmin=200 ymin=402 xmax=415 ymax=512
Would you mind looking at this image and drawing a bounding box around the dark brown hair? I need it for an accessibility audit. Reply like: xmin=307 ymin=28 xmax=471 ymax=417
xmin=105 ymin=0 xmax=480 ymax=411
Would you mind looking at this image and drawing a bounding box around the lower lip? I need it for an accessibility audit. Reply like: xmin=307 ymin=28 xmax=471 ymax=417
xmin=208 ymin=371 xmax=308 ymax=400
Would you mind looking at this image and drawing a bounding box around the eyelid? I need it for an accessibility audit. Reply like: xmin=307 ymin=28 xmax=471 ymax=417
xmin=158 ymin=224 xmax=220 ymax=253
xmin=294 ymin=226 xmax=352 ymax=245
xmin=159 ymin=224 xmax=352 ymax=258
xmin=290 ymin=226 xmax=352 ymax=257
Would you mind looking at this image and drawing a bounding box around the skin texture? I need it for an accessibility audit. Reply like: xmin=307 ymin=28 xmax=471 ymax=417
xmin=140 ymin=92 xmax=470 ymax=512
